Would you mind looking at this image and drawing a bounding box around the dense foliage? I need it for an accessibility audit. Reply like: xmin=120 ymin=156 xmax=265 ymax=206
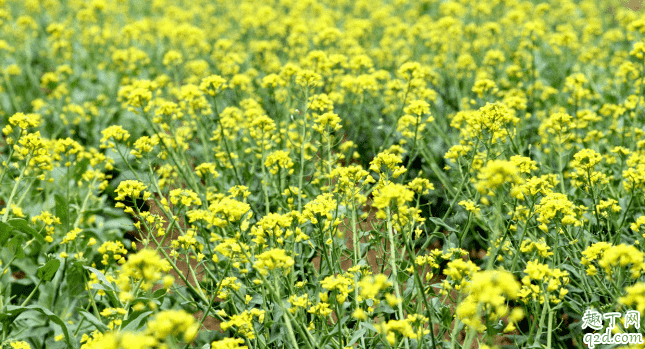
xmin=1 ymin=0 xmax=645 ymax=348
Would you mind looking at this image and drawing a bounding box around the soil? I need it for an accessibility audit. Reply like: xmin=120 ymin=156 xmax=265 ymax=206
xmin=124 ymin=194 xmax=518 ymax=348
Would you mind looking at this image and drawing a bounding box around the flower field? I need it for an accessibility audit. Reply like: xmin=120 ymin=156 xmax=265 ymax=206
xmin=2 ymin=0 xmax=645 ymax=348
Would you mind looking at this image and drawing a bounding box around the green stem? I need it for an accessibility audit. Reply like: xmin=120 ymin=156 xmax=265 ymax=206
xmin=274 ymin=277 xmax=302 ymax=349
xmin=547 ymin=305 xmax=553 ymax=349
xmin=616 ymin=192 xmax=634 ymax=240
xmin=2 ymin=153 xmax=31 ymax=223
xmin=350 ymin=200 xmax=367 ymax=349
xmin=417 ymin=169 xmax=471 ymax=253
xmin=380 ymin=80 xmax=412 ymax=151
xmin=182 ymin=286 xmax=219 ymax=349
xmin=462 ymin=327 xmax=476 ymax=349
xmin=0 ymin=255 xmax=17 ymax=278
xmin=385 ymin=207 xmax=409 ymax=349
xmin=533 ymin=297 xmax=549 ymax=345
xmin=401 ymin=111 xmax=423 ymax=183
xmin=327 ymin=131 xmax=333 ymax=193
xmin=20 ymin=279 xmax=43 ymax=307
xmin=448 ymin=294 xmax=464 ymax=349
xmin=3 ymin=70 xmax=21 ymax=113
xmin=82 ymin=270 xmax=102 ymax=321
xmin=119 ymin=278 xmax=144 ymax=326
xmin=260 ymin=130 xmax=271 ymax=215
xmin=556 ymin=134 xmax=566 ymax=194
xmin=297 ymin=90 xmax=310 ymax=212
xmin=139 ymin=107 xmax=199 ymax=192
xmin=404 ymin=231 xmax=437 ymax=349
xmin=73 ymin=178 xmax=98 ymax=229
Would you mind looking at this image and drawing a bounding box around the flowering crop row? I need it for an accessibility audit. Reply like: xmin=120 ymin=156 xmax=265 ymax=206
xmin=1 ymin=0 xmax=645 ymax=349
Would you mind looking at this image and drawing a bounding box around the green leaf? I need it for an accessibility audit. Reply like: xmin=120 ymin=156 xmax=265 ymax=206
xmin=152 ymin=288 xmax=167 ymax=299
xmin=55 ymin=194 xmax=69 ymax=230
xmin=122 ymin=311 xmax=153 ymax=332
xmin=1 ymin=305 xmax=76 ymax=349
xmin=428 ymin=217 xmax=459 ymax=233
xmin=348 ymin=327 xmax=367 ymax=346
xmin=88 ymin=283 xmax=112 ymax=292
xmin=73 ymin=158 xmax=90 ymax=182
xmin=78 ymin=309 xmax=108 ymax=332
xmin=0 ymin=221 xmax=12 ymax=246
xmin=8 ymin=218 xmax=45 ymax=244
xmin=101 ymin=217 xmax=133 ymax=232
xmin=559 ymin=263 xmax=580 ymax=279
xmin=360 ymin=321 xmax=378 ymax=333
xmin=83 ymin=266 xmax=115 ymax=292
xmin=8 ymin=235 xmax=25 ymax=259
xmin=84 ymin=266 xmax=120 ymax=307
xmin=36 ymin=259 xmax=61 ymax=282
xmin=67 ymin=261 xmax=86 ymax=291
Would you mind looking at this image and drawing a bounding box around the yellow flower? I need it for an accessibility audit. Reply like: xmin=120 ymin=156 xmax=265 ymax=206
xmin=295 ymin=69 xmax=323 ymax=87
xmin=116 ymin=249 xmax=171 ymax=294
xmin=598 ymin=244 xmax=645 ymax=279
xmin=9 ymin=112 xmax=42 ymax=129
xmin=200 ymin=74 xmax=228 ymax=95
xmin=352 ymin=308 xmax=368 ymax=320
xmin=456 ymin=269 xmax=522 ymax=332
xmin=372 ymin=183 xmax=414 ymax=211
xmin=618 ymin=282 xmax=645 ymax=314
xmin=404 ymin=100 xmax=430 ymax=116
xmin=358 ymin=274 xmax=391 ymax=301
xmin=114 ymin=180 xmax=150 ymax=202
xmin=100 ymin=125 xmax=130 ymax=149
xmin=146 ymin=309 xmax=199 ymax=342
xmin=313 ymin=112 xmax=342 ymax=134
xmin=253 ymin=248 xmax=294 ymax=276
xmin=169 ymin=188 xmax=202 ymax=207
xmin=472 ymin=78 xmax=498 ymax=98
xmin=162 ymin=50 xmax=183 ymax=66
xmin=10 ymin=341 xmax=32 ymax=349
xmin=130 ymin=136 xmax=159 ymax=158
xmin=211 ymin=338 xmax=248 ymax=349
xmin=458 ymin=200 xmax=481 ymax=216
xmin=474 ymin=159 xmax=524 ymax=195
xmin=385 ymin=293 xmax=401 ymax=307
xmin=535 ymin=192 xmax=581 ymax=227
xmin=220 ymin=309 xmax=265 ymax=340
xmin=264 ymin=150 xmax=295 ymax=175
xmin=320 ymin=274 xmax=354 ymax=300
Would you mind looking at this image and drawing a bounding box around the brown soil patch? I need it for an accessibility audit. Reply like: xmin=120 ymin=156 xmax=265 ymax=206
xmin=124 ymin=186 xmax=518 ymax=346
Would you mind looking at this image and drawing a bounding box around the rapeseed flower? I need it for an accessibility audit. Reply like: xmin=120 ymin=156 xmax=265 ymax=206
xmin=474 ymin=159 xmax=524 ymax=195
xmin=597 ymin=244 xmax=645 ymax=279
xmin=264 ymin=150 xmax=295 ymax=175
xmin=618 ymin=282 xmax=645 ymax=314
xmin=455 ymin=269 xmax=522 ymax=332
xmin=116 ymin=249 xmax=172 ymax=298
xmin=320 ymin=274 xmax=354 ymax=302
xmin=535 ymin=192 xmax=582 ymax=229
xmin=146 ymin=309 xmax=199 ymax=342
xmin=253 ymin=248 xmax=294 ymax=276
xmin=357 ymin=274 xmax=391 ymax=301
xmin=8 ymin=112 xmax=41 ymax=129
xmin=220 ymin=309 xmax=265 ymax=340
xmin=100 ymin=125 xmax=130 ymax=150
xmin=372 ymin=182 xmax=414 ymax=219
xmin=211 ymin=338 xmax=248 ymax=349
xmin=114 ymin=180 xmax=150 ymax=202
xmin=10 ymin=341 xmax=32 ymax=349
xmin=519 ymin=260 xmax=569 ymax=304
